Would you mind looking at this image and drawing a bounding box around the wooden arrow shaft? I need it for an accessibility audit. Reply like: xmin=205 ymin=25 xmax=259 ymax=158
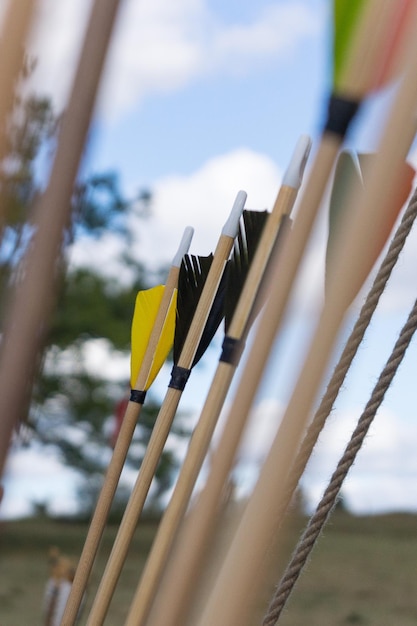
xmin=85 ymin=231 xmax=237 ymax=625
xmin=146 ymin=136 xmax=341 ymax=626
xmin=125 ymin=362 xmax=234 ymax=626
xmin=61 ymin=267 xmax=179 ymax=625
xmin=61 ymin=400 xmax=142 ymax=625
xmin=197 ymin=28 xmax=417 ymax=626
xmin=86 ymin=386 xmax=182 ymax=626
xmin=124 ymin=182 xmax=300 ymax=626
xmin=135 ymin=267 xmax=179 ymax=390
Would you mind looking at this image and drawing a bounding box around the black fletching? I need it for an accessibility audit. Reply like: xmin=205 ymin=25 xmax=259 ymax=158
xmin=224 ymin=209 xmax=269 ymax=333
xmin=173 ymin=253 xmax=213 ymax=364
xmin=192 ymin=267 xmax=227 ymax=367
xmin=247 ymin=213 xmax=292 ymax=332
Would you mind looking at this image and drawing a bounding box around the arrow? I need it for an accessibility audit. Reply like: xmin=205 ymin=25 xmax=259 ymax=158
xmin=196 ymin=9 xmax=417 ymax=625
xmin=60 ymin=227 xmax=193 ymax=626
xmin=137 ymin=135 xmax=311 ymax=626
xmin=124 ymin=211 xmax=269 ymax=626
xmin=144 ymin=4 xmax=417 ymax=625
xmin=141 ymin=3 xmax=416 ymax=626
xmin=130 ymin=285 xmax=177 ymax=391
xmin=84 ymin=191 xmax=246 ymax=626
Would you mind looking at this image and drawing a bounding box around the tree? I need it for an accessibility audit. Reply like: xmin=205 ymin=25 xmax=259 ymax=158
xmin=1 ymin=78 xmax=186 ymax=517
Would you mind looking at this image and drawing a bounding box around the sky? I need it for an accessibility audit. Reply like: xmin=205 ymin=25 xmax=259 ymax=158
xmin=2 ymin=0 xmax=417 ymax=519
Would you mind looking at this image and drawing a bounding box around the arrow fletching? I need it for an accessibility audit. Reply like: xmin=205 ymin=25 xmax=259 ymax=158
xmin=173 ymin=254 xmax=213 ymax=364
xmin=224 ymin=209 xmax=269 ymax=333
xmin=333 ymin=0 xmax=366 ymax=92
xmin=357 ymin=154 xmax=415 ymax=267
xmin=326 ymin=151 xmax=361 ymax=279
xmin=333 ymin=0 xmax=414 ymax=96
xmin=326 ymin=150 xmax=415 ymax=302
xmin=174 ymin=253 xmax=229 ymax=368
xmin=130 ymin=285 xmax=177 ymax=389
xmin=193 ymin=270 xmax=227 ymax=367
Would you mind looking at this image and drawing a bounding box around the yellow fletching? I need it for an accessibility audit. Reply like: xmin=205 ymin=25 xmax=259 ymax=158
xmin=130 ymin=285 xmax=177 ymax=389
xmin=144 ymin=289 xmax=177 ymax=390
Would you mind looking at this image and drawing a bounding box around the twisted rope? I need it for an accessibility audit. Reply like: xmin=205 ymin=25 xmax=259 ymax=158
xmin=261 ymin=186 xmax=417 ymax=622
xmin=292 ymin=187 xmax=417 ymax=492
xmin=263 ymin=293 xmax=417 ymax=624
xmin=262 ymin=192 xmax=417 ymax=625
xmin=262 ymin=191 xmax=417 ymax=623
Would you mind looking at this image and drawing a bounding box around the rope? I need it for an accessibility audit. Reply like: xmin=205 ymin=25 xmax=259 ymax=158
xmin=259 ymin=188 xmax=417 ymax=625
xmin=293 ymin=187 xmax=417 ymax=493
xmin=262 ymin=189 xmax=417 ymax=624
xmin=263 ymin=293 xmax=417 ymax=625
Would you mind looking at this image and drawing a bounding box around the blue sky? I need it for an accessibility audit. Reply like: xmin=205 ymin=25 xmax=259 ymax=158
xmin=2 ymin=0 xmax=417 ymax=518
xmin=88 ymin=0 xmax=329 ymax=183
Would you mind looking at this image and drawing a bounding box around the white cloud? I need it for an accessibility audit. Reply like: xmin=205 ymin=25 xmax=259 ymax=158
xmin=100 ymin=0 xmax=322 ymax=119
xmin=26 ymin=0 xmax=322 ymax=119
xmin=68 ymin=229 xmax=138 ymax=286
xmin=44 ymin=338 xmax=130 ymax=383
xmin=82 ymin=338 xmax=130 ymax=382
xmin=148 ymin=148 xmax=281 ymax=257
xmin=208 ymin=388 xmax=417 ymax=512
xmin=210 ymin=395 xmax=417 ymax=514
xmin=209 ymin=3 xmax=320 ymax=73
xmin=1 ymin=444 xmax=81 ymax=519
xmin=67 ymin=142 xmax=417 ymax=334
xmin=97 ymin=0 xmax=207 ymax=118
xmin=302 ymin=407 xmax=417 ymax=513
xmin=236 ymin=398 xmax=285 ymax=464
xmin=69 ymin=147 xmax=282 ymax=275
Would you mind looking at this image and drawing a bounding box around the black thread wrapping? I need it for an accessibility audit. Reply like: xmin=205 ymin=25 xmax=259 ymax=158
xmin=130 ymin=389 xmax=147 ymax=404
xmin=169 ymin=365 xmax=191 ymax=391
xmin=220 ymin=336 xmax=245 ymax=366
xmin=324 ymin=94 xmax=360 ymax=137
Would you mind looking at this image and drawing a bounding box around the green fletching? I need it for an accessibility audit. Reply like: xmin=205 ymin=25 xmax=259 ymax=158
xmin=224 ymin=209 xmax=269 ymax=333
xmin=333 ymin=0 xmax=367 ymax=91
xmin=326 ymin=151 xmax=363 ymax=286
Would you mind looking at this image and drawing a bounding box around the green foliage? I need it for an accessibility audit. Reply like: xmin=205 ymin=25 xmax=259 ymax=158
xmin=71 ymin=171 xmax=151 ymax=241
xmin=49 ymin=268 xmax=137 ymax=351
xmin=0 ymin=92 xmax=57 ymax=318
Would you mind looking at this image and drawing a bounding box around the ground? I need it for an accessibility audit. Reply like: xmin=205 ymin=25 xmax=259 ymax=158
xmin=1 ymin=510 xmax=417 ymax=625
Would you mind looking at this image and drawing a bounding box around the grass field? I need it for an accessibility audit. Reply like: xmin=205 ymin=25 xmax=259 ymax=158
xmin=1 ymin=510 xmax=417 ymax=625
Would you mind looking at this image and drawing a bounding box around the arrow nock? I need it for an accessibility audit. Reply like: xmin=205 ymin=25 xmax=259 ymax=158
xmin=282 ymin=134 xmax=312 ymax=190
xmin=221 ymin=190 xmax=247 ymax=238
